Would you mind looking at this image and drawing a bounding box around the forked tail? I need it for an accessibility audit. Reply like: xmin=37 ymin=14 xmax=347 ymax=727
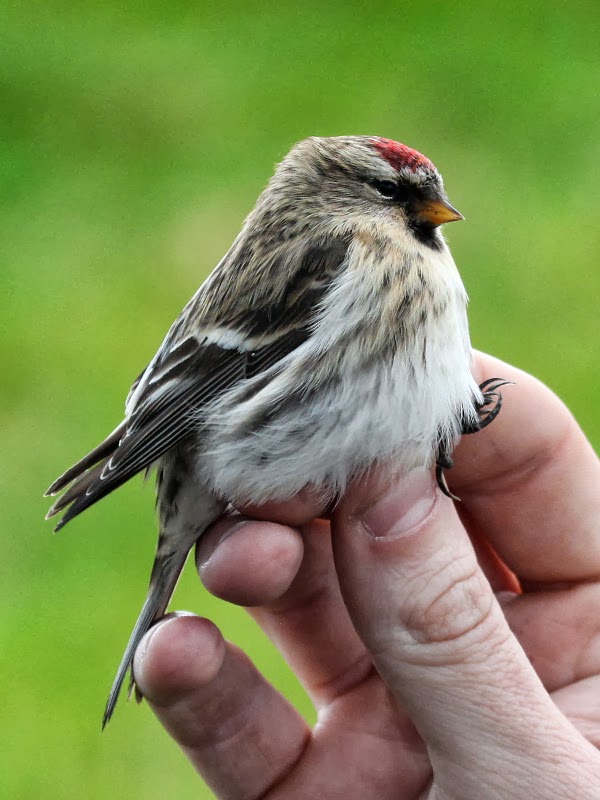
xmin=102 ymin=546 xmax=190 ymax=729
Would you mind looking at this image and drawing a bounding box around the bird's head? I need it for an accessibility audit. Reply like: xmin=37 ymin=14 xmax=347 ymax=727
xmin=262 ymin=135 xmax=463 ymax=251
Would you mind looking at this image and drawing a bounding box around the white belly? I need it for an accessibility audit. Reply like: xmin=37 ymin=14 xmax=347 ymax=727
xmin=198 ymin=305 xmax=480 ymax=505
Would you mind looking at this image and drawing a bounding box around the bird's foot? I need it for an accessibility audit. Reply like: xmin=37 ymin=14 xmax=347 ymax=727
xmin=436 ymin=377 xmax=513 ymax=499
xmin=462 ymin=377 xmax=514 ymax=435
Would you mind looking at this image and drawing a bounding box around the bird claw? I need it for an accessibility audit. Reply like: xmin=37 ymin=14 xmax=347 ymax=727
xmin=435 ymin=377 xmax=513 ymax=499
xmin=435 ymin=458 xmax=461 ymax=501
xmin=461 ymin=378 xmax=514 ymax=435
xmin=127 ymin=672 xmax=144 ymax=705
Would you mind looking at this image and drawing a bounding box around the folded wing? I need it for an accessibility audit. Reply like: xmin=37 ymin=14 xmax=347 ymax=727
xmin=45 ymin=233 xmax=352 ymax=530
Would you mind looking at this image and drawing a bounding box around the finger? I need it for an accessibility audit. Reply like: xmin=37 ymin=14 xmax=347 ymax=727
xmin=197 ymin=517 xmax=371 ymax=706
xmin=135 ymin=618 xmax=432 ymax=799
xmin=199 ymin=509 xmax=518 ymax=612
xmin=331 ymin=468 xmax=589 ymax=773
xmin=133 ymin=614 xmax=310 ymax=800
xmin=552 ymin=676 xmax=600 ymax=748
xmin=196 ymin=516 xmax=304 ymax=606
xmin=500 ymin=583 xmax=600 ymax=692
xmin=451 ymin=351 xmax=600 ymax=583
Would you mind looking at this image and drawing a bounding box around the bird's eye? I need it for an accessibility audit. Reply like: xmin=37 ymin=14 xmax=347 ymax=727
xmin=371 ymin=179 xmax=398 ymax=200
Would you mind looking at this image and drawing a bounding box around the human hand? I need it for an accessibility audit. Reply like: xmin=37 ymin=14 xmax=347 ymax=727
xmin=133 ymin=352 xmax=600 ymax=799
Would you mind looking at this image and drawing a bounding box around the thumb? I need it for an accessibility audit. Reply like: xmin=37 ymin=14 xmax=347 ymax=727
xmin=331 ymin=469 xmax=575 ymax=782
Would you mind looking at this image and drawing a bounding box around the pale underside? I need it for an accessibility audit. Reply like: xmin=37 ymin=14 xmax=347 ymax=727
xmin=190 ymin=227 xmax=481 ymax=504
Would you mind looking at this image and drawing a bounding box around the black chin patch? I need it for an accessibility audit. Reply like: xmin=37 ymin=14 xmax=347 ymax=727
xmin=408 ymin=220 xmax=443 ymax=250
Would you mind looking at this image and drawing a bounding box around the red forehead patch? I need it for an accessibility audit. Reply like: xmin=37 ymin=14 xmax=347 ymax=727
xmin=371 ymin=138 xmax=435 ymax=173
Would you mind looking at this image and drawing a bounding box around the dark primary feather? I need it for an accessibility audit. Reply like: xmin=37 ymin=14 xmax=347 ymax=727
xmin=46 ymin=421 xmax=127 ymax=497
xmin=46 ymin=234 xmax=352 ymax=530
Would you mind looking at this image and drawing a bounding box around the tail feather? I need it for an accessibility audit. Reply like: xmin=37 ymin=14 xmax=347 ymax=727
xmin=101 ymin=545 xmax=190 ymax=729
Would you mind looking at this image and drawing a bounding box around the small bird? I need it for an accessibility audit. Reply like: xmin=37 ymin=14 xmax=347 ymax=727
xmin=46 ymin=136 xmax=508 ymax=727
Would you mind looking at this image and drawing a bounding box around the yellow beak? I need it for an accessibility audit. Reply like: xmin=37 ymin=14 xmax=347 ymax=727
xmin=416 ymin=198 xmax=464 ymax=227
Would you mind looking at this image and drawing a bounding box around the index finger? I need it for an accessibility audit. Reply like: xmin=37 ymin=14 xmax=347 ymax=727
xmin=450 ymin=351 xmax=600 ymax=583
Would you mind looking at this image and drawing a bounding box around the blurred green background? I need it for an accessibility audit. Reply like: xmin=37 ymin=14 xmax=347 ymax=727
xmin=2 ymin=1 xmax=599 ymax=797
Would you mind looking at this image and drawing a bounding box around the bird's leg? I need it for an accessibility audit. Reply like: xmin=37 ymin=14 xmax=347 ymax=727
xmin=435 ymin=377 xmax=513 ymax=499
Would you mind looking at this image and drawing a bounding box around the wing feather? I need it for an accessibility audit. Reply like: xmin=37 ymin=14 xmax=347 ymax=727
xmin=47 ymin=233 xmax=352 ymax=529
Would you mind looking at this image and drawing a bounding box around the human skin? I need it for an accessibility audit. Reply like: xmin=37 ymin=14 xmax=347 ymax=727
xmin=132 ymin=351 xmax=600 ymax=799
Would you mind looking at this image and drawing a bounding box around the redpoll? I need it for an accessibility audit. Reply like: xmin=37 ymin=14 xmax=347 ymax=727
xmin=45 ymin=136 xmax=508 ymax=727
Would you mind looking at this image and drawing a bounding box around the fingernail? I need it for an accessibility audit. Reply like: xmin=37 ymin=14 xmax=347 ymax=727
xmin=360 ymin=469 xmax=437 ymax=539
xmin=496 ymin=591 xmax=519 ymax=608
xmin=136 ymin=613 xmax=194 ymax=662
xmin=134 ymin=621 xmax=167 ymax=673
xmin=196 ymin=519 xmax=250 ymax=570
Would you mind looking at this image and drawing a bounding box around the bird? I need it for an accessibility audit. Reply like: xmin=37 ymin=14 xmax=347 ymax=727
xmin=45 ymin=135 xmax=509 ymax=727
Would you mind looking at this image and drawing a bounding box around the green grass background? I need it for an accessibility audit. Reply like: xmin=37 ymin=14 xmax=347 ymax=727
xmin=2 ymin=1 xmax=599 ymax=797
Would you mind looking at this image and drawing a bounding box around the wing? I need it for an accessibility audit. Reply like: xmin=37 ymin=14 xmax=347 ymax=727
xmin=46 ymin=233 xmax=352 ymax=530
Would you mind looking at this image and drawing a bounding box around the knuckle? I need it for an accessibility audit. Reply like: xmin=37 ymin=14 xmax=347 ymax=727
xmin=402 ymin=554 xmax=497 ymax=652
